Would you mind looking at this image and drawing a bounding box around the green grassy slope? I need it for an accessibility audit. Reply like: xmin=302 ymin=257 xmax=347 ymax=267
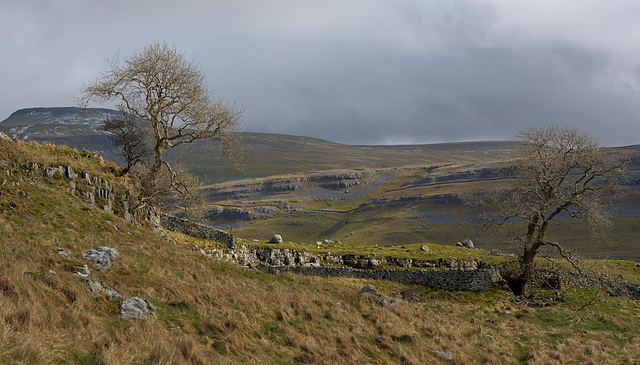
xmin=1 ymin=138 xmax=640 ymax=364
xmin=172 ymin=133 xmax=521 ymax=182
xmin=205 ymin=157 xmax=640 ymax=261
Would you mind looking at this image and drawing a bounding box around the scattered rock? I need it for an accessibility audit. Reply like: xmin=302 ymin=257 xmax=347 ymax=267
xmin=270 ymin=234 xmax=283 ymax=244
xmin=81 ymin=278 xmax=123 ymax=300
xmin=65 ymin=165 xmax=77 ymax=180
xmin=55 ymin=247 xmax=70 ymax=259
xmin=336 ymin=301 xmax=342 ymax=308
xmin=82 ymin=246 xmax=120 ymax=272
xmin=490 ymin=249 xmax=502 ymax=256
xmin=432 ymin=350 xmax=453 ymax=360
xmin=359 ymin=284 xmax=379 ymax=295
xmin=398 ymin=288 xmax=421 ymax=302
xmin=74 ymin=264 xmax=91 ymax=277
xmin=48 ymin=270 xmax=57 ymax=275
xmin=120 ymin=297 xmax=157 ymax=320
xmin=0 ymin=132 xmax=10 ymax=141
xmin=457 ymin=239 xmax=475 ymax=249
xmin=420 ymin=245 xmax=429 ymax=252
xmin=379 ymin=295 xmax=399 ymax=308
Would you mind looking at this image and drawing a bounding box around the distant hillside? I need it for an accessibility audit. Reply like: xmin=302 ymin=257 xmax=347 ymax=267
xmin=1 ymin=107 xmax=521 ymax=182
xmin=3 ymin=107 xmax=640 ymax=257
xmin=0 ymin=107 xmax=117 ymax=133
xmin=0 ymin=107 xmax=120 ymax=156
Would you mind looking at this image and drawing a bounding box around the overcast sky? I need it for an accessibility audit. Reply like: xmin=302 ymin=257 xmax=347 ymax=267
xmin=2 ymin=1 xmax=640 ymax=146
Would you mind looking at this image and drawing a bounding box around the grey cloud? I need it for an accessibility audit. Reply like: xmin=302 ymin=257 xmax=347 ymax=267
xmin=1 ymin=1 xmax=639 ymax=146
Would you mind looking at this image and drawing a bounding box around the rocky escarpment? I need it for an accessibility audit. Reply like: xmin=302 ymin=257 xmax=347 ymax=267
xmin=205 ymin=169 xmax=377 ymax=201
xmin=201 ymin=164 xmax=508 ymax=224
xmin=412 ymin=167 xmax=506 ymax=185
xmin=206 ymin=165 xmax=504 ymax=204
xmin=200 ymin=165 xmax=485 ymax=223
xmin=0 ymin=156 xmax=160 ymax=230
xmin=0 ymin=147 xmax=238 ymax=243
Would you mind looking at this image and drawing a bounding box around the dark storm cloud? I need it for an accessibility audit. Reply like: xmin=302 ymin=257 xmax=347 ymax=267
xmin=2 ymin=0 xmax=640 ymax=146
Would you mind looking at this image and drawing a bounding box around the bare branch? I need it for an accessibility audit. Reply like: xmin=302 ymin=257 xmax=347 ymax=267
xmin=469 ymin=124 xmax=625 ymax=296
xmin=79 ymin=40 xmax=244 ymax=216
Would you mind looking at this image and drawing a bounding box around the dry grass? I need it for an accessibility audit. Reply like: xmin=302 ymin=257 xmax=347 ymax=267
xmin=1 ymin=138 xmax=640 ymax=364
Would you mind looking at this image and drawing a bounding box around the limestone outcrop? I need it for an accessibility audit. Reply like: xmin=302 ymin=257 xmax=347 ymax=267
xmin=82 ymin=246 xmax=120 ymax=272
xmin=120 ymin=297 xmax=157 ymax=320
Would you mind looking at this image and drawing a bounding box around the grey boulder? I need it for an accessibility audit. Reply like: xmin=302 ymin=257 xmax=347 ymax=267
xmin=359 ymin=284 xmax=379 ymax=295
xmin=120 ymin=297 xmax=157 ymax=320
xmin=82 ymin=246 xmax=120 ymax=272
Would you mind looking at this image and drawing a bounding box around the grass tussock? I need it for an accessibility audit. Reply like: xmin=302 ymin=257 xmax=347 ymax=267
xmin=1 ymin=138 xmax=640 ymax=364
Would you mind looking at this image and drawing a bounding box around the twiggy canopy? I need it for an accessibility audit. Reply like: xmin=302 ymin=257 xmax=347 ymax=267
xmin=491 ymin=125 xmax=624 ymax=229
xmin=78 ymin=40 xmax=244 ymax=213
xmin=474 ymin=124 xmax=626 ymax=296
xmin=78 ymin=40 xmax=244 ymax=170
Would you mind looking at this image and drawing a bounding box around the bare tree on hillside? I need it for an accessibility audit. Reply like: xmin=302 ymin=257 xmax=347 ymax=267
xmin=99 ymin=111 xmax=149 ymax=176
xmin=472 ymin=125 xmax=625 ymax=297
xmin=79 ymin=40 xmax=244 ymax=211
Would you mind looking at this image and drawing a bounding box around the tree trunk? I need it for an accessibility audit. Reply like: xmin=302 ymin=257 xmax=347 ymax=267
xmin=150 ymin=142 xmax=165 ymax=179
xmin=512 ymin=255 xmax=534 ymax=296
xmin=511 ymin=240 xmax=540 ymax=296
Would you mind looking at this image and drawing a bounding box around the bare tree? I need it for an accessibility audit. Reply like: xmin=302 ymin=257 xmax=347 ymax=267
xmin=473 ymin=125 xmax=625 ymax=296
xmin=99 ymin=110 xmax=149 ymax=176
xmin=132 ymin=161 xmax=206 ymax=220
xmin=79 ymin=40 xmax=244 ymax=209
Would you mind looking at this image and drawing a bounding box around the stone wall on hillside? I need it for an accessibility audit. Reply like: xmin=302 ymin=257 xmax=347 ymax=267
xmin=159 ymin=213 xmax=235 ymax=248
xmin=257 ymin=265 xmax=495 ymax=292
xmin=197 ymin=244 xmax=497 ymax=292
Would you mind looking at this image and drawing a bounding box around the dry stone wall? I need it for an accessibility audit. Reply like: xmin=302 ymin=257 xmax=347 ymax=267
xmin=200 ymin=244 xmax=496 ymax=292
xmin=257 ymin=265 xmax=495 ymax=292
xmin=159 ymin=213 xmax=235 ymax=248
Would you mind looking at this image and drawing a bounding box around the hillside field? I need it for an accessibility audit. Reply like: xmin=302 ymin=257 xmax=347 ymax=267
xmin=1 ymin=136 xmax=640 ymax=364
